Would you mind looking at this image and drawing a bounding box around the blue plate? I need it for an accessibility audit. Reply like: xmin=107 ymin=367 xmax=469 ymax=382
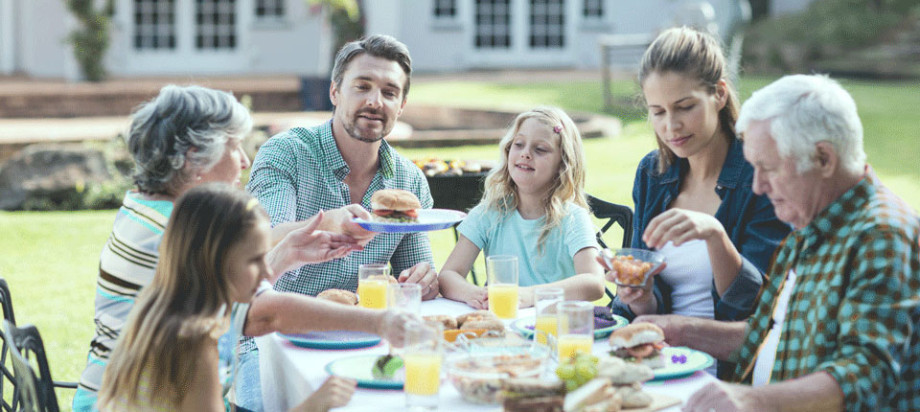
xmin=355 ymin=209 xmax=467 ymax=233
xmin=281 ymin=330 xmax=381 ymax=350
xmin=325 ymin=354 xmax=404 ymax=390
xmin=510 ymin=314 xmax=628 ymax=340
xmin=650 ymin=347 xmax=715 ymax=381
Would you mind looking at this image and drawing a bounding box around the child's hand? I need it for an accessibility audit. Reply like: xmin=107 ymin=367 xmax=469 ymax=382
xmin=377 ymin=310 xmax=423 ymax=348
xmin=464 ymin=285 xmax=488 ymax=309
xmin=295 ymin=376 xmax=357 ymax=412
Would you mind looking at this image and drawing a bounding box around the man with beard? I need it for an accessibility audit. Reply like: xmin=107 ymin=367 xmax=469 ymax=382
xmin=239 ymin=35 xmax=438 ymax=411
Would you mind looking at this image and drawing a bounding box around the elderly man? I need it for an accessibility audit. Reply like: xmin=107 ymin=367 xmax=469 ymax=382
xmin=638 ymin=74 xmax=919 ymax=411
xmin=237 ymin=35 xmax=438 ymax=411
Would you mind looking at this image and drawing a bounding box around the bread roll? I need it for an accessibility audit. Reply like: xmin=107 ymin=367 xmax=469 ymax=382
xmin=460 ymin=318 xmax=504 ymax=334
xmin=456 ymin=310 xmax=496 ymax=327
xmin=317 ymin=289 xmax=358 ymax=305
xmin=608 ymin=323 xmax=664 ymax=348
xmin=423 ymin=315 xmax=458 ymax=330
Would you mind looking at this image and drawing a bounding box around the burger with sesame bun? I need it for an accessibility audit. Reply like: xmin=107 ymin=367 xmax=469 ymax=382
xmin=370 ymin=189 xmax=421 ymax=223
xmin=608 ymin=323 xmax=666 ymax=369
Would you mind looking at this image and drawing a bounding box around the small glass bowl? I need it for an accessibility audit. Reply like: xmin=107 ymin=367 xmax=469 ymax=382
xmin=444 ymin=338 xmax=550 ymax=404
xmin=601 ymin=248 xmax=665 ymax=288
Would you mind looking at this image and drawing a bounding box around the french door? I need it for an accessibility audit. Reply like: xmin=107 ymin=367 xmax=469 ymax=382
xmin=470 ymin=0 xmax=575 ymax=67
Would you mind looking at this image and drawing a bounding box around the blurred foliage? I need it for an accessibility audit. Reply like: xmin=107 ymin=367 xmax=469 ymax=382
xmin=743 ymin=0 xmax=920 ymax=74
xmin=307 ymin=0 xmax=365 ymax=71
xmin=65 ymin=0 xmax=115 ymax=82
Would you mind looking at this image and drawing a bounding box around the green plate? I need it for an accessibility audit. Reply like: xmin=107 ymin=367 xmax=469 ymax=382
xmin=650 ymin=347 xmax=715 ymax=381
xmin=510 ymin=315 xmax=628 ymax=340
xmin=325 ymin=354 xmax=404 ymax=390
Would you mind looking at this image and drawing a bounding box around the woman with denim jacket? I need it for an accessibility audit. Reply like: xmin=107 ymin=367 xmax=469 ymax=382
xmin=604 ymin=27 xmax=790 ymax=330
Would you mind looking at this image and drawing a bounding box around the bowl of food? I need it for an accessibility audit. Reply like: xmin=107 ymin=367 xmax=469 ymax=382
xmin=601 ymin=248 xmax=665 ymax=288
xmin=444 ymin=338 xmax=551 ymax=404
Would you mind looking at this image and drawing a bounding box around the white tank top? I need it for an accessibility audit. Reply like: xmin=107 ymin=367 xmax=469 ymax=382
xmin=656 ymin=239 xmax=715 ymax=319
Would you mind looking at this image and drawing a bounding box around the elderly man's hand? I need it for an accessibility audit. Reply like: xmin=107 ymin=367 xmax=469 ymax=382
xmin=377 ymin=311 xmax=423 ymax=348
xmin=643 ymin=208 xmax=725 ymax=250
xmin=321 ymin=205 xmax=377 ymax=247
xmin=632 ymin=314 xmax=692 ymax=347
xmin=398 ymin=262 xmax=439 ymax=300
xmin=269 ymin=211 xmax=363 ymax=276
xmin=683 ymin=381 xmax=766 ymax=412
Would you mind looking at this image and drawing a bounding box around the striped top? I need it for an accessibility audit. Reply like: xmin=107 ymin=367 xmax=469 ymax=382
xmin=73 ymin=191 xmax=173 ymax=411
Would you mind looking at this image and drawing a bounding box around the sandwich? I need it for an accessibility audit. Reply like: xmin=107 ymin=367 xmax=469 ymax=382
xmin=502 ymin=378 xmax=565 ymax=412
xmin=563 ymin=378 xmax=622 ymax=412
xmin=370 ymin=189 xmax=421 ymax=223
xmin=607 ymin=323 xmax=666 ymax=369
xmin=316 ymin=289 xmax=358 ymax=305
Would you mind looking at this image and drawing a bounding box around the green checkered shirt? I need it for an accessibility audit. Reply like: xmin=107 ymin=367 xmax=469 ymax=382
xmin=730 ymin=171 xmax=920 ymax=411
xmin=246 ymin=120 xmax=435 ymax=296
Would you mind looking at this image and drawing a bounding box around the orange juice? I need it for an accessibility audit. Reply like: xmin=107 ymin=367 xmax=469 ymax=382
xmin=534 ymin=315 xmax=558 ymax=345
xmin=488 ymin=284 xmax=519 ymax=319
xmin=557 ymin=334 xmax=592 ymax=361
xmin=404 ymin=353 xmax=442 ymax=396
xmin=358 ymin=278 xmax=388 ymax=309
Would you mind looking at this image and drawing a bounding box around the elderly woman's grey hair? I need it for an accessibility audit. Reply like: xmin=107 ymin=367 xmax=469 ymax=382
xmin=736 ymin=74 xmax=866 ymax=175
xmin=127 ymin=85 xmax=252 ymax=195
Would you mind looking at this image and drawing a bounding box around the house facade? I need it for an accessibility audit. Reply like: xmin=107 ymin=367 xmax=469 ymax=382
xmin=0 ymin=0 xmax=814 ymax=80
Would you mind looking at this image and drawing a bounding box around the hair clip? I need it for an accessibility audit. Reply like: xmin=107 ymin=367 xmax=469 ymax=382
xmin=246 ymin=198 xmax=260 ymax=212
xmin=553 ymin=125 xmax=563 ymax=134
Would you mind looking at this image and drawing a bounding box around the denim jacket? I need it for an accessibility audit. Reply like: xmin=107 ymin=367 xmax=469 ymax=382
xmin=612 ymin=139 xmax=791 ymax=322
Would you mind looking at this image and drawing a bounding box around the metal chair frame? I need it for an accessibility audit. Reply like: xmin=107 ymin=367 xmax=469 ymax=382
xmin=586 ymin=195 xmax=635 ymax=303
xmin=3 ymin=320 xmax=60 ymax=412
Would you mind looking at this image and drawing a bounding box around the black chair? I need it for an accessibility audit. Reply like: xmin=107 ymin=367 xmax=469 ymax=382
xmin=0 ymin=278 xmax=76 ymax=412
xmin=427 ymin=172 xmax=489 ymax=285
xmin=3 ymin=320 xmax=60 ymax=412
xmin=586 ymin=195 xmax=635 ymax=303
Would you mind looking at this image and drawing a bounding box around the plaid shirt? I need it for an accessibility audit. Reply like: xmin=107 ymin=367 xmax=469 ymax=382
xmin=731 ymin=171 xmax=920 ymax=411
xmin=246 ymin=120 xmax=435 ymax=297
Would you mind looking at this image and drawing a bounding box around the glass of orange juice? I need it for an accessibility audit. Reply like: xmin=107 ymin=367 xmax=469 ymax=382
xmin=486 ymin=255 xmax=519 ymax=319
xmin=533 ymin=288 xmax=564 ymax=346
xmin=557 ymin=301 xmax=594 ymax=361
xmin=404 ymin=321 xmax=444 ymax=411
xmin=358 ymin=263 xmax=390 ymax=309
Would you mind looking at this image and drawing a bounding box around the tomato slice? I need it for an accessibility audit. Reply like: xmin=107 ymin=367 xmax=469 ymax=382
xmin=404 ymin=209 xmax=419 ymax=218
xmin=626 ymin=343 xmax=655 ymax=359
xmin=373 ymin=209 xmax=395 ymax=216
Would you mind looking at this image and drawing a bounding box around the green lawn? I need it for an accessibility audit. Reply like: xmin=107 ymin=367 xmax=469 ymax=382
xmin=1 ymin=75 xmax=918 ymax=410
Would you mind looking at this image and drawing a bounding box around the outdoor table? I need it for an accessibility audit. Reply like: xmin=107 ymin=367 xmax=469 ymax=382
xmin=257 ymin=298 xmax=716 ymax=412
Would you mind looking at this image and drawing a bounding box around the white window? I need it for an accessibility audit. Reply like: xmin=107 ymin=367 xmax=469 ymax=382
xmin=582 ymin=0 xmax=603 ymax=19
xmin=195 ymin=0 xmax=237 ymax=50
xmin=256 ymin=0 xmax=285 ymax=19
xmin=133 ymin=0 xmax=177 ymax=50
xmin=433 ymin=0 xmax=456 ymax=18
xmin=529 ymin=0 xmax=564 ymax=49
xmin=475 ymin=0 xmax=511 ymax=49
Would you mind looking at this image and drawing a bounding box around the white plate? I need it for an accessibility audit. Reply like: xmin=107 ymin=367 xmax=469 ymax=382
xmin=355 ymin=209 xmax=467 ymax=233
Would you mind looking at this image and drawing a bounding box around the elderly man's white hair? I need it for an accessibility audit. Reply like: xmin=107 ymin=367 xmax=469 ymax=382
xmin=736 ymin=74 xmax=866 ymax=174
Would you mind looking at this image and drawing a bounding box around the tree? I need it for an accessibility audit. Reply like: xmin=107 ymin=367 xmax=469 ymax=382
xmin=65 ymin=0 xmax=115 ymax=82
xmin=307 ymin=0 xmax=364 ymax=74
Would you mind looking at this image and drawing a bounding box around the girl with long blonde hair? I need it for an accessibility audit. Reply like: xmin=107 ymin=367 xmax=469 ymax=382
xmin=439 ymin=106 xmax=605 ymax=308
xmin=98 ymin=184 xmax=355 ymax=411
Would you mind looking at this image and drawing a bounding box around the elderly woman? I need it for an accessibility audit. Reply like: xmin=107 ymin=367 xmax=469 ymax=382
xmin=73 ymin=85 xmax=416 ymax=412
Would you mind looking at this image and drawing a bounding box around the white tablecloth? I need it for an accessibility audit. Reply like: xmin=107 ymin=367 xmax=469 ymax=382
xmin=257 ymin=298 xmax=715 ymax=412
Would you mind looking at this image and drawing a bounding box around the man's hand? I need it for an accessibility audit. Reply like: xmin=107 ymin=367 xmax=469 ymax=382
xmin=296 ymin=376 xmax=357 ymax=412
xmin=377 ymin=311 xmax=423 ymax=348
xmin=398 ymin=262 xmax=439 ymax=300
xmin=683 ymin=381 xmax=767 ymax=412
xmin=320 ymin=204 xmax=377 ymax=247
xmin=269 ymin=211 xmax=364 ymax=276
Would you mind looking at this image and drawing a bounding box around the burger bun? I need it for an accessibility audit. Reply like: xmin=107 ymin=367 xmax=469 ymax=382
xmin=370 ymin=189 xmax=421 ymax=211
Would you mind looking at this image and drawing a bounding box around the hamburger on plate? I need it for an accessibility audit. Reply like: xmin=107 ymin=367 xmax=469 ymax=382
xmin=607 ymin=323 xmax=666 ymax=369
xmin=370 ymin=189 xmax=421 ymax=223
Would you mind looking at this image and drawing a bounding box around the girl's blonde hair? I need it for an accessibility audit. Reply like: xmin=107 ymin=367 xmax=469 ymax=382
xmin=481 ymin=106 xmax=588 ymax=252
xmin=98 ymin=183 xmax=268 ymax=410
xmin=638 ymin=26 xmax=740 ymax=175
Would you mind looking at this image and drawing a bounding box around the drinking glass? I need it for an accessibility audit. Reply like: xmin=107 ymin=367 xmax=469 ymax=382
xmin=556 ymin=301 xmax=594 ymax=361
xmin=404 ymin=321 xmax=444 ymax=411
xmin=486 ymin=255 xmax=519 ymax=319
xmin=358 ymin=263 xmax=390 ymax=309
xmin=388 ymin=283 xmax=422 ymax=316
xmin=533 ymin=288 xmax=564 ymax=346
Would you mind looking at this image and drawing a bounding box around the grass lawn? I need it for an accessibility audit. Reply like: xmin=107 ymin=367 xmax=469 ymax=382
xmin=1 ymin=75 xmax=917 ymax=410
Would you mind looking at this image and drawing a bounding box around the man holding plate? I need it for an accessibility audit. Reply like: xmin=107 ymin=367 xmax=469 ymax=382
xmin=636 ymin=75 xmax=919 ymax=411
xmin=240 ymin=35 xmax=439 ymax=411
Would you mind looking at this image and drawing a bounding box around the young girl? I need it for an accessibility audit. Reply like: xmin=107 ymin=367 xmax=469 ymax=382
xmin=98 ymin=183 xmax=355 ymax=412
xmin=439 ymin=106 xmax=605 ymax=309
xmin=607 ymin=27 xmax=789 ymax=332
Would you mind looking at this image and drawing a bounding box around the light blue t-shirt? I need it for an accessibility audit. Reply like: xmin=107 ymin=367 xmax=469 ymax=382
xmin=458 ymin=202 xmax=598 ymax=286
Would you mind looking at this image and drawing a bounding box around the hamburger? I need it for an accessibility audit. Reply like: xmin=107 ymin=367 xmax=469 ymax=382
xmin=370 ymin=189 xmax=421 ymax=223
xmin=607 ymin=323 xmax=666 ymax=369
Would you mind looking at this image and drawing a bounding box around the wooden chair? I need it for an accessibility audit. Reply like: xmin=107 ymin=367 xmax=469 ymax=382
xmin=3 ymin=320 xmax=60 ymax=412
xmin=0 ymin=278 xmax=76 ymax=412
xmin=586 ymin=195 xmax=635 ymax=303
